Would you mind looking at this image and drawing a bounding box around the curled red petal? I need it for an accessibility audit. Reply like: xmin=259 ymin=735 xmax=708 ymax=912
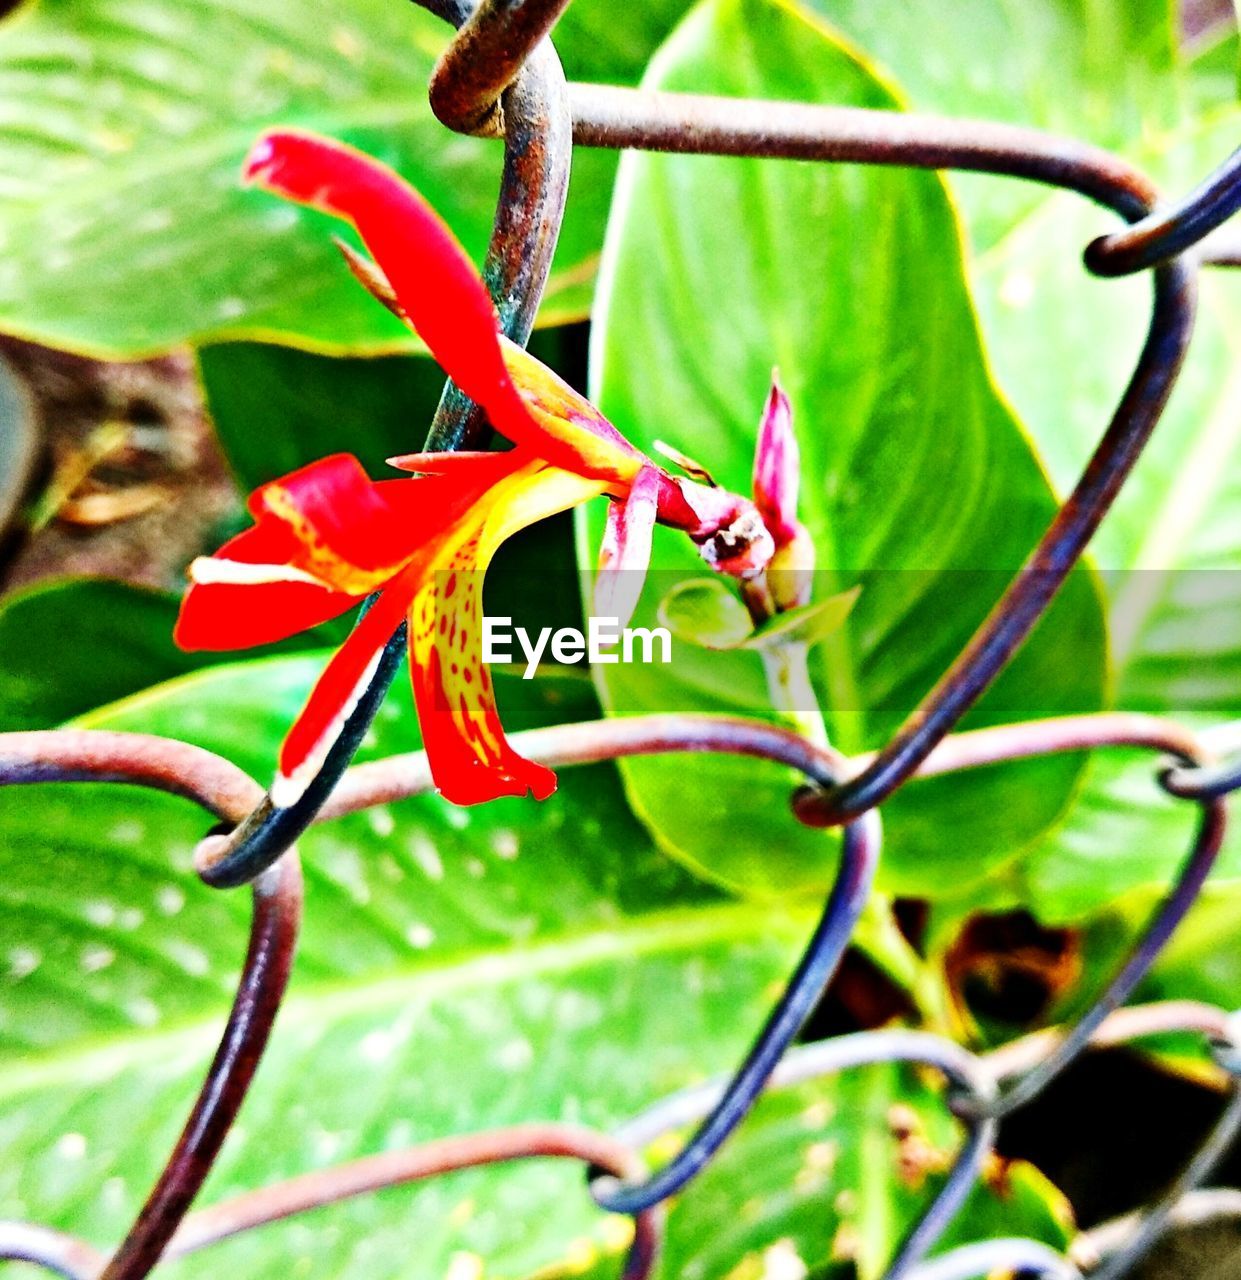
xmin=246 ymin=453 xmax=519 ymax=597
xmin=174 ymin=521 xmax=362 ymax=651
xmin=250 ymin=454 xmax=428 ymax=577
xmin=244 ymin=130 xmax=558 ymax=461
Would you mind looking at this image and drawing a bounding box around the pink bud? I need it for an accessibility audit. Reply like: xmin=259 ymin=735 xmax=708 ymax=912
xmin=752 ymin=373 xmax=800 ymax=547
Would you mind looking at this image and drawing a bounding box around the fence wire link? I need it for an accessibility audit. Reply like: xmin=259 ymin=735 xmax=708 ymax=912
xmin=3 ymin=0 xmax=1241 ymax=1277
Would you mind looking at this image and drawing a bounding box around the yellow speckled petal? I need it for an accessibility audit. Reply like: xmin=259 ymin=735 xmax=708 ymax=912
xmin=408 ymin=460 xmax=608 ymax=804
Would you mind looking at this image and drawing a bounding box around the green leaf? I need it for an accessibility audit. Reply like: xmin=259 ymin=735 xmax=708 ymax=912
xmin=197 ymin=343 xmax=449 ymax=492
xmin=1131 ymin=884 xmax=1241 ymax=1011
xmin=746 ymin=588 xmax=860 ymax=652
xmin=657 ymin=578 xmax=755 ymax=650
xmin=796 ymin=0 xmax=1241 ymax=950
xmin=532 ymin=1068 xmax=1071 ymax=1279
xmin=0 ymin=576 xmax=364 ymax=731
xmin=584 ymin=0 xmax=1106 ymax=900
xmin=0 ymin=579 xmax=220 ymax=730
xmin=0 ymin=655 xmax=817 ymax=1278
xmin=0 ymin=0 xmax=685 ymax=356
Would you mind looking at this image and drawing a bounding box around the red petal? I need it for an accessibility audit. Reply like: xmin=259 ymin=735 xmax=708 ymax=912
xmin=174 ymin=580 xmax=358 ymax=651
xmin=594 ymin=463 xmax=661 ymax=632
xmin=250 ymin=454 xmax=427 ymax=573
xmin=403 ymin=461 xmax=605 ymax=805
xmin=273 ymin=573 xmax=414 ymax=806
xmin=174 ymin=520 xmax=362 ymax=651
xmin=408 ymin=574 xmax=557 ymax=806
xmin=244 ymin=131 xmax=556 ymax=459
xmin=272 ymin=453 xmax=581 ymax=806
xmin=417 ymin=653 xmax=557 ymax=805
xmin=248 ymin=452 xmax=527 ymax=598
xmin=200 ymin=512 xmax=304 ymax=564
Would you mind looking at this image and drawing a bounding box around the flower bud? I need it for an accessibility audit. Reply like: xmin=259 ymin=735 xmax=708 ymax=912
xmin=752 ymin=373 xmax=800 ymax=548
xmin=694 ymin=504 xmax=776 ymax=579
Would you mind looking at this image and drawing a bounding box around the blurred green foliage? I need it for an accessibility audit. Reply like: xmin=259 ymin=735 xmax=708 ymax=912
xmin=0 ymin=0 xmax=687 ymax=353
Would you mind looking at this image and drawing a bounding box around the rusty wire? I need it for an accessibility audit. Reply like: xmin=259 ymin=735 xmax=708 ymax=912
xmin=4 ymin=713 xmax=1240 ymax=1279
xmin=4 ymin=0 xmax=1241 ymax=1276
xmin=1086 ymin=144 xmax=1241 ymax=276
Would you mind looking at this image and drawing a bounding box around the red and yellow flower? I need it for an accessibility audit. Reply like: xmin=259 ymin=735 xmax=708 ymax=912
xmin=176 ymin=130 xmax=775 ymax=807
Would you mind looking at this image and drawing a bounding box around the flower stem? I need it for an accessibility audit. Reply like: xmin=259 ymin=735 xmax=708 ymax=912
xmin=745 ymin=574 xmax=951 ymax=1027
xmin=759 ymin=640 xmax=829 ymax=748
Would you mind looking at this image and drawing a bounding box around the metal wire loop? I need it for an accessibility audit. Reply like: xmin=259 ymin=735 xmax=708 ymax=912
xmin=589 ymin=797 xmax=882 ymax=1217
xmin=428 ymin=0 xmax=574 ymax=135
xmin=1086 ymin=145 xmax=1241 ymax=277
xmin=1159 ymin=751 xmax=1241 ymax=802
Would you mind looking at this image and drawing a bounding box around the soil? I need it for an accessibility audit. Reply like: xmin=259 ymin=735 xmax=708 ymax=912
xmin=0 ymin=336 xmax=239 ymax=596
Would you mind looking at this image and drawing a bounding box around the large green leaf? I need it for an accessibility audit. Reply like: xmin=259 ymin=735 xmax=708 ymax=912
xmin=196 ymin=344 xmax=449 ymax=493
xmin=584 ymin=0 xmax=1106 ymax=900
xmin=0 ymin=0 xmax=684 ymax=356
xmin=0 ymin=579 xmax=222 ymax=731
xmin=0 ymin=655 xmax=824 ymax=1278
xmin=790 ymin=0 xmax=1241 ymax=951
